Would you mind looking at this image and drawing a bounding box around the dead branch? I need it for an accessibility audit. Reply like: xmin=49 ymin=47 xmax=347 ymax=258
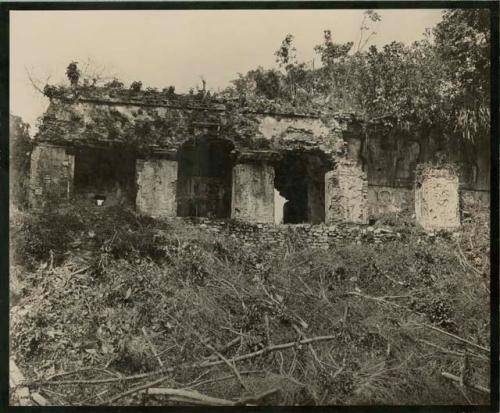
xmin=236 ymin=387 xmax=279 ymax=405
xmin=197 ymin=333 xmax=248 ymax=391
xmin=103 ymin=374 xmax=172 ymax=405
xmin=187 ymin=370 xmax=264 ymax=389
xmin=40 ymin=334 xmax=339 ymax=388
xmin=142 ymin=327 xmax=164 ymax=368
xmin=441 ymin=371 xmax=489 ymax=394
xmin=30 ymin=392 xmax=49 ymax=406
xmin=419 ymin=323 xmax=489 ymax=354
xmin=416 ymin=339 xmax=488 ymax=361
xmin=347 ymin=290 xmax=489 ymax=354
xmin=25 ymin=66 xmax=48 ymax=95
xmin=143 ymin=386 xmax=278 ymax=406
xmin=143 ymin=388 xmax=235 ymax=406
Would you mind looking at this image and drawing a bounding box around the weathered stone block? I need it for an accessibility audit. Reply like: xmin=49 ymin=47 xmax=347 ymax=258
xmin=136 ymin=159 xmax=177 ymax=217
xmin=29 ymin=144 xmax=74 ymax=208
xmin=415 ymin=167 xmax=460 ymax=231
xmin=231 ymin=163 xmax=275 ymax=223
xmin=325 ymin=160 xmax=368 ymax=224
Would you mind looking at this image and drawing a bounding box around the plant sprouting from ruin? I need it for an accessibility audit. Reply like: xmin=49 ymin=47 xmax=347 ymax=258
xmin=66 ymin=62 xmax=81 ymax=87
xmin=356 ymin=9 xmax=382 ymax=52
xmin=104 ymin=79 xmax=125 ymax=89
xmin=314 ymin=30 xmax=353 ymax=67
xmin=275 ymin=34 xmax=297 ymax=69
xmin=130 ymin=81 xmax=142 ymax=92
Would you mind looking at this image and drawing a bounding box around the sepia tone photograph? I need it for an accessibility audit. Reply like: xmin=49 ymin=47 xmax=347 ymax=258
xmin=5 ymin=2 xmax=495 ymax=408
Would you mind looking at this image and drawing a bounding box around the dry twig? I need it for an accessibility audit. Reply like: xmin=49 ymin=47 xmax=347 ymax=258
xmin=441 ymin=371 xmax=489 ymax=394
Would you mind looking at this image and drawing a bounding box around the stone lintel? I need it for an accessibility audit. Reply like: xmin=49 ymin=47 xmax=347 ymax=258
xmin=231 ymin=150 xmax=282 ymax=164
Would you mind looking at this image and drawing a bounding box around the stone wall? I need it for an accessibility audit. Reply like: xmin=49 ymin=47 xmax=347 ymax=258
xmin=165 ymin=217 xmax=400 ymax=250
xmin=29 ymin=144 xmax=74 ymax=208
xmin=367 ymin=186 xmax=414 ymax=218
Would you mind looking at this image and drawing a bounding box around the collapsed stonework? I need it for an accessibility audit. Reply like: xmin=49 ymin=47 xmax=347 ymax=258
xmin=28 ymin=85 xmax=490 ymax=231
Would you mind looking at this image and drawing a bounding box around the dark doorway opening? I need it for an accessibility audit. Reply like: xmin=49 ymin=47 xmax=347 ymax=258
xmin=274 ymin=151 xmax=330 ymax=224
xmin=73 ymin=147 xmax=136 ymax=206
xmin=176 ymin=138 xmax=234 ymax=218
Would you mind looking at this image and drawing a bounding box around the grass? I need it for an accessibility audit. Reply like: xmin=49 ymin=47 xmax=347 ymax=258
xmin=9 ymin=203 xmax=490 ymax=406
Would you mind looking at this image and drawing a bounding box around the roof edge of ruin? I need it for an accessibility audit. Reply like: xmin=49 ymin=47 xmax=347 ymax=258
xmin=43 ymin=84 xmax=362 ymax=121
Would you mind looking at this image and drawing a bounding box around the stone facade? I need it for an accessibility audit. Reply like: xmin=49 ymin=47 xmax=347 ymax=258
xmin=29 ymin=144 xmax=74 ymax=208
xmin=325 ymin=160 xmax=368 ymax=225
xmin=415 ymin=167 xmax=460 ymax=231
xmin=136 ymin=159 xmax=178 ymax=217
xmin=28 ymin=86 xmax=489 ymax=227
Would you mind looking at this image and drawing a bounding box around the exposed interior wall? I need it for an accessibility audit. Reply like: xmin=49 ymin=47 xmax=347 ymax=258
xmin=73 ymin=147 xmax=136 ymax=206
xmin=176 ymin=138 xmax=233 ymax=218
xmin=274 ymin=151 xmax=329 ymax=224
xmin=368 ymin=186 xmax=414 ymax=217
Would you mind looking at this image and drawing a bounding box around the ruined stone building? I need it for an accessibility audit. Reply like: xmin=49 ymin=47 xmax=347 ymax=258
xmin=28 ymin=86 xmax=490 ymax=233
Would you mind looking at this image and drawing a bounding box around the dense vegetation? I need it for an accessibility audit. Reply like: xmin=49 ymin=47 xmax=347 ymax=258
xmin=224 ymin=9 xmax=490 ymax=144
xmin=10 ymin=202 xmax=490 ymax=405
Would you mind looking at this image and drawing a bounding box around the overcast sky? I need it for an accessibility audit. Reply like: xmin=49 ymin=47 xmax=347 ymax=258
xmin=10 ymin=9 xmax=444 ymax=131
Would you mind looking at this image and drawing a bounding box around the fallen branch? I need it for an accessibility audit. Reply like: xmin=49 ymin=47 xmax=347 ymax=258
xmin=103 ymin=374 xmax=172 ymax=405
xmin=187 ymin=370 xmax=264 ymax=389
xmin=44 ymin=366 xmax=120 ymax=382
xmin=143 ymin=386 xmax=279 ymax=406
xmin=144 ymin=388 xmax=235 ymax=406
xmin=416 ymin=339 xmax=488 ymax=361
xmin=199 ymin=337 xmax=248 ymax=391
xmin=61 ymin=265 xmax=92 ymax=287
xmin=347 ymin=291 xmax=489 ymax=354
xmin=41 ymin=334 xmax=339 ymax=387
xmin=142 ymin=327 xmax=164 ymax=368
xmin=236 ymin=387 xmax=279 ymax=405
xmin=419 ymin=323 xmax=489 ymax=354
xmin=441 ymin=371 xmax=489 ymax=394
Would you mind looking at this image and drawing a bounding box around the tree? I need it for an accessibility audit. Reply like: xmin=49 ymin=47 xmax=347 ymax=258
xmin=356 ymin=9 xmax=382 ymax=52
xmin=433 ymin=9 xmax=490 ymax=142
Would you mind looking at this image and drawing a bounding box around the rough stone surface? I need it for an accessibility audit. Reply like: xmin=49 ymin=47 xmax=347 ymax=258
xmin=415 ymin=167 xmax=460 ymax=231
xmin=29 ymin=144 xmax=74 ymax=209
xmin=163 ymin=217 xmax=399 ymax=250
xmin=325 ymin=160 xmax=368 ymax=224
xmin=231 ymin=163 xmax=275 ymax=223
xmin=136 ymin=159 xmax=178 ymax=217
xmin=35 ymin=89 xmax=348 ymax=156
xmin=368 ymin=186 xmax=414 ymax=218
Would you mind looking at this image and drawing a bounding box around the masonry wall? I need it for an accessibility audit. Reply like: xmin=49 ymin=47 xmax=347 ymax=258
xmin=364 ymin=125 xmax=490 ymax=219
xmin=165 ymin=217 xmax=400 ymax=250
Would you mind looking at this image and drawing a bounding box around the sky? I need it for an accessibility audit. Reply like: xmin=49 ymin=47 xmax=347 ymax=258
xmin=10 ymin=9 xmax=445 ymax=131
